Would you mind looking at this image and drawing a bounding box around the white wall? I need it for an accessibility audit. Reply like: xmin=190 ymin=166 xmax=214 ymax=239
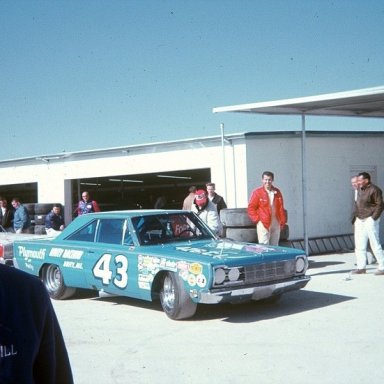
xmin=245 ymin=133 xmax=384 ymax=240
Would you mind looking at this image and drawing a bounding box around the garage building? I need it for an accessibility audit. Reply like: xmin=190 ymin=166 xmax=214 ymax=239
xmin=0 ymin=130 xmax=383 ymax=245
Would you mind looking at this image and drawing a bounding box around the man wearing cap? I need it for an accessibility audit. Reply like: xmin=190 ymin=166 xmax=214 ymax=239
xmin=191 ymin=189 xmax=223 ymax=236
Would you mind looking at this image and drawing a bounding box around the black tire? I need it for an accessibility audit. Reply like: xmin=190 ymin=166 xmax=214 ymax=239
xmin=34 ymin=224 xmax=47 ymax=235
xmin=34 ymin=203 xmax=54 ymax=215
xmin=160 ymin=272 xmax=197 ymax=320
xmin=41 ymin=264 xmax=76 ymax=300
xmin=225 ymin=227 xmax=258 ymax=243
xmin=24 ymin=203 xmax=35 ymax=215
xmin=220 ymin=208 xmax=254 ymax=227
xmin=23 ymin=225 xmax=35 ymax=234
xmin=279 ymin=240 xmax=292 ymax=248
xmin=34 ymin=214 xmax=46 ymax=225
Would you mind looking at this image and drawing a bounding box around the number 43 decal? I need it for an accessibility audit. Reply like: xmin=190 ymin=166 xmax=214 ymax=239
xmin=93 ymin=253 xmax=128 ymax=289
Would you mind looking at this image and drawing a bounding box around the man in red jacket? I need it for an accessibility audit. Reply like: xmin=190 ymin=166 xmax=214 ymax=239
xmin=248 ymin=171 xmax=286 ymax=246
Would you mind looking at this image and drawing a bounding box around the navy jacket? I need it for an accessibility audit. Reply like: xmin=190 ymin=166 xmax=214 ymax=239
xmin=45 ymin=211 xmax=65 ymax=230
xmin=0 ymin=265 xmax=73 ymax=383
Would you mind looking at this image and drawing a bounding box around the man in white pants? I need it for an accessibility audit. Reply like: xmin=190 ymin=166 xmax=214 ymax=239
xmin=352 ymin=172 xmax=384 ymax=275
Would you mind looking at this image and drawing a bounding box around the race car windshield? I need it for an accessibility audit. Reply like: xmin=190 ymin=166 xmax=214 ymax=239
xmin=131 ymin=212 xmax=214 ymax=245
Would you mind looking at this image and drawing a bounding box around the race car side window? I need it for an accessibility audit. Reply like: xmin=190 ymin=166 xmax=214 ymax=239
xmin=66 ymin=220 xmax=98 ymax=242
xmin=97 ymin=219 xmax=125 ymax=245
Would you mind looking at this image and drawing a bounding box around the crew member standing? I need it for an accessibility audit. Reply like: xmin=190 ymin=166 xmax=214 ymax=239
xmin=248 ymin=171 xmax=286 ymax=246
xmin=206 ymin=182 xmax=227 ymax=215
xmin=352 ymin=172 xmax=384 ymax=275
xmin=76 ymin=191 xmax=100 ymax=216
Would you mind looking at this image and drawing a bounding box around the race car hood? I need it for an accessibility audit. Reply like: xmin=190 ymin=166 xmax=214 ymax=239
xmin=143 ymin=238 xmax=305 ymax=265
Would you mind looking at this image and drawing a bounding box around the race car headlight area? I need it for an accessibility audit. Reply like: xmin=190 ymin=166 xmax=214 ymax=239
xmin=213 ymin=266 xmax=244 ymax=287
xmin=295 ymin=255 xmax=308 ymax=274
xmin=213 ymin=256 xmax=308 ymax=288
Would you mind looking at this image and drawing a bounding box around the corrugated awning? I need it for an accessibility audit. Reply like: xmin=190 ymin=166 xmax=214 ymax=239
xmin=213 ymin=85 xmax=384 ymax=118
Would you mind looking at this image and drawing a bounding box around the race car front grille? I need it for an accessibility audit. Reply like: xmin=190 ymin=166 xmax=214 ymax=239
xmin=244 ymin=260 xmax=296 ymax=284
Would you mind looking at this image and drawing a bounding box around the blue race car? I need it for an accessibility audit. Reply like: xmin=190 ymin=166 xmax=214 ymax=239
xmin=13 ymin=210 xmax=310 ymax=320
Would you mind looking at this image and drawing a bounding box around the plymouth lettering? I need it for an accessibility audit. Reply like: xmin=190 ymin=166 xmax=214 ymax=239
xmin=17 ymin=246 xmax=46 ymax=260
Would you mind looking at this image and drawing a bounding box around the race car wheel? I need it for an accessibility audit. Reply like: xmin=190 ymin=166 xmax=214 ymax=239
xmin=160 ymin=272 xmax=197 ymax=320
xmin=42 ymin=264 xmax=76 ymax=300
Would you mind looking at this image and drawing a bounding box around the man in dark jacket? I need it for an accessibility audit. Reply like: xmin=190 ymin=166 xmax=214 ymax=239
xmin=0 ymin=264 xmax=73 ymax=383
xmin=0 ymin=197 xmax=14 ymax=231
xmin=45 ymin=204 xmax=65 ymax=236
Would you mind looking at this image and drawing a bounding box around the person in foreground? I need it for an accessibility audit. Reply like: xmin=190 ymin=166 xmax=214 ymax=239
xmin=0 ymin=264 xmax=74 ymax=383
xmin=351 ymin=172 xmax=384 ymax=275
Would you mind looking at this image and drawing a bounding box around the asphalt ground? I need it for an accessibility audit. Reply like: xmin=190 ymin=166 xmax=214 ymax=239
xmin=52 ymin=252 xmax=384 ymax=384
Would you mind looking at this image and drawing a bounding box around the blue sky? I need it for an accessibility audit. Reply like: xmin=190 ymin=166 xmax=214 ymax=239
xmin=1 ymin=0 xmax=383 ymax=160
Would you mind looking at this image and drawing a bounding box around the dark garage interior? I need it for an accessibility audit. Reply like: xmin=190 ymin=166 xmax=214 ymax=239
xmin=0 ymin=169 xmax=212 ymax=224
xmin=71 ymin=168 xmax=211 ymax=215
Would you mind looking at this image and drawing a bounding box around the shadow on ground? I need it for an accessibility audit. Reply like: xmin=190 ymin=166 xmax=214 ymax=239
xmin=308 ymin=260 xmax=345 ymax=269
xmin=86 ymin=288 xmax=355 ymax=324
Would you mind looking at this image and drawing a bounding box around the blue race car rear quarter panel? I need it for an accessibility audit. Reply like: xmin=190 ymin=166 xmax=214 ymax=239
xmin=13 ymin=240 xmax=90 ymax=288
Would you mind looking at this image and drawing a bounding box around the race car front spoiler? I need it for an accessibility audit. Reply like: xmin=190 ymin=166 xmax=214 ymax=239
xmin=197 ymin=276 xmax=311 ymax=304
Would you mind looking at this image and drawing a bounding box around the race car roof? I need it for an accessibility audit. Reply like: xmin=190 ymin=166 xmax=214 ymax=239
xmin=212 ymin=85 xmax=384 ymax=118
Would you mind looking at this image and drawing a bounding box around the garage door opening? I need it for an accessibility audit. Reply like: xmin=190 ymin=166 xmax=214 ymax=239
xmin=70 ymin=168 xmax=211 ymax=216
xmin=0 ymin=182 xmax=37 ymax=205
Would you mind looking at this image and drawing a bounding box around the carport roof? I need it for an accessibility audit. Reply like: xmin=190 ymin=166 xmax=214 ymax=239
xmin=213 ymin=85 xmax=384 ymax=118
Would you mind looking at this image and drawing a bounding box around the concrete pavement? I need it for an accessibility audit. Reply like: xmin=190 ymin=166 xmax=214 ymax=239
xmin=52 ymin=252 xmax=384 ymax=384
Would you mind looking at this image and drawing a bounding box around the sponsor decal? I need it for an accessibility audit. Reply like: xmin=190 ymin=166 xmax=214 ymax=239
xmin=138 ymin=281 xmax=150 ymax=290
xmin=160 ymin=258 xmax=177 ymax=271
xmin=176 ymin=261 xmax=189 ymax=271
xmin=243 ymin=244 xmax=274 ymax=254
xmin=138 ymin=274 xmax=154 ymax=284
xmin=216 ymin=242 xmax=243 ymax=251
xmin=187 ymin=274 xmax=196 ymax=287
xmin=179 ymin=270 xmax=189 ymax=281
xmin=49 ymin=248 xmax=84 ymax=260
xmin=137 ymin=255 xmax=207 ymax=291
xmin=17 ymin=246 xmax=46 ymax=260
xmin=25 ymin=263 xmax=35 ymax=272
xmin=196 ymin=274 xmax=207 ymax=288
xmin=63 ymin=249 xmax=84 ymax=260
xmin=63 ymin=261 xmax=83 ymax=269
xmin=50 ymin=248 xmax=64 ymax=257
xmin=189 ymin=263 xmax=203 ymax=275
xmin=175 ymin=246 xmax=221 ymax=257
